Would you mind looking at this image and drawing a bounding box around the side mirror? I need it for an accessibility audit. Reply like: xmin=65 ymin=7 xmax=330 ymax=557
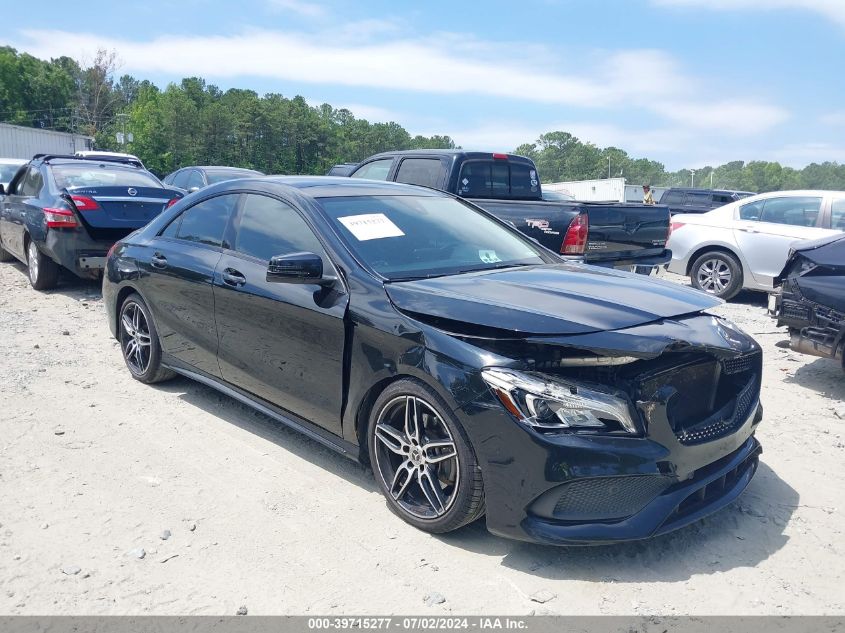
xmin=188 ymin=186 xmax=200 ymax=193
xmin=0 ymin=184 xmax=5 ymax=195
xmin=267 ymin=252 xmax=335 ymax=286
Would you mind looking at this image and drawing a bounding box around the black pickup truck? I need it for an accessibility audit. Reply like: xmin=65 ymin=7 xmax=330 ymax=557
xmin=348 ymin=150 xmax=670 ymax=271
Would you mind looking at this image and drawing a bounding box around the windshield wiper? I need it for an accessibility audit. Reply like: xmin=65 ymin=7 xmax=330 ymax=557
xmin=455 ymin=263 xmax=533 ymax=275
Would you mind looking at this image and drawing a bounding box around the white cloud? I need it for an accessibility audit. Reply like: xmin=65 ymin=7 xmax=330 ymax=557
xmin=13 ymin=27 xmax=788 ymax=140
xmin=652 ymin=0 xmax=845 ymax=28
xmin=266 ymin=0 xmax=327 ymax=18
xmin=820 ymin=110 xmax=845 ymax=126
xmin=653 ymin=99 xmax=789 ymax=135
xmin=771 ymin=142 xmax=845 ymax=167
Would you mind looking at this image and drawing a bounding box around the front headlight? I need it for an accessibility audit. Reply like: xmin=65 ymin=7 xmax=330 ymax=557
xmin=481 ymin=367 xmax=638 ymax=434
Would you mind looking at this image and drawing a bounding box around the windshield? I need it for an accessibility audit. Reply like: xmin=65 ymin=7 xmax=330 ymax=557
xmin=0 ymin=163 xmax=24 ymax=183
xmin=205 ymin=169 xmax=261 ymax=184
xmin=318 ymin=195 xmax=547 ymax=280
xmin=51 ymin=165 xmax=162 ymax=189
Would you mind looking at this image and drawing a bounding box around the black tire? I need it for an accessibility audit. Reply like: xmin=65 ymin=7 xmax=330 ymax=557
xmin=26 ymin=238 xmax=59 ymax=290
xmin=367 ymin=379 xmax=485 ymax=534
xmin=690 ymin=250 xmax=743 ymax=300
xmin=118 ymin=292 xmax=175 ymax=384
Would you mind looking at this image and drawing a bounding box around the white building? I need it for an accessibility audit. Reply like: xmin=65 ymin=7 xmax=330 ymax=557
xmin=0 ymin=123 xmax=93 ymax=159
xmin=545 ymin=177 xmax=668 ymax=204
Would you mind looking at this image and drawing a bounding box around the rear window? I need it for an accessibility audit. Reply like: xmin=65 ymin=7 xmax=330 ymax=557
xmin=660 ymin=191 xmax=683 ymax=204
xmin=395 ymin=158 xmax=445 ymax=189
xmin=51 ymin=165 xmax=161 ymax=189
xmin=205 ymin=169 xmax=261 ymax=185
xmin=457 ymin=160 xmax=539 ymax=199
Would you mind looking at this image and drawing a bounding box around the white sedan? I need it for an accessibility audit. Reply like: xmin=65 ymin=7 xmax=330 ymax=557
xmin=667 ymin=190 xmax=844 ymax=299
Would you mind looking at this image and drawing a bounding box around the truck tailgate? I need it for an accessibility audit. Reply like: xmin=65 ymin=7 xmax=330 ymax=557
xmin=580 ymin=202 xmax=670 ymax=264
xmin=469 ymin=199 xmax=670 ymax=267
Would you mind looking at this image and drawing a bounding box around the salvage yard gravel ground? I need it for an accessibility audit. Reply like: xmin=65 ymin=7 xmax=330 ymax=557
xmin=0 ymin=261 xmax=843 ymax=615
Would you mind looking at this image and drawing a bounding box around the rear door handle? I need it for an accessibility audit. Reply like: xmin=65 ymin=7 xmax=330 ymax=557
xmin=222 ymin=268 xmax=246 ymax=287
xmin=150 ymin=252 xmax=168 ymax=269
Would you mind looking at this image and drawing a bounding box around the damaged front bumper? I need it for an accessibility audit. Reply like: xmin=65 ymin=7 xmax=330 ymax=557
xmin=455 ymin=314 xmax=764 ymax=545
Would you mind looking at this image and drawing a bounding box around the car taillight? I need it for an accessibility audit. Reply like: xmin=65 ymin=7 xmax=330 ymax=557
xmin=70 ymin=195 xmax=101 ymax=211
xmin=561 ymin=212 xmax=588 ymax=255
xmin=669 ymin=221 xmax=685 ymax=238
xmin=107 ymin=242 xmax=120 ymax=258
xmin=167 ymin=198 xmax=180 ymax=207
xmin=44 ymin=208 xmax=79 ymax=229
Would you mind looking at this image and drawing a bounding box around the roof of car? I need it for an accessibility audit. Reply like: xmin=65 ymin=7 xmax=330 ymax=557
xmin=177 ymin=165 xmax=263 ymax=172
xmin=228 ymin=175 xmax=447 ymax=198
xmin=665 ymin=187 xmax=755 ymax=195
xmin=364 ymin=149 xmax=533 ymax=162
xmin=38 ymin=157 xmax=146 ymax=170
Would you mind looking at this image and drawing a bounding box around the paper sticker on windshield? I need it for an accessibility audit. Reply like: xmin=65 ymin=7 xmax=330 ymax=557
xmin=478 ymin=250 xmax=501 ymax=264
xmin=338 ymin=213 xmax=405 ymax=241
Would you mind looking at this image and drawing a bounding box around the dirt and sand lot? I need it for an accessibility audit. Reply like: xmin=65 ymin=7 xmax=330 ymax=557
xmin=0 ymin=260 xmax=843 ymax=615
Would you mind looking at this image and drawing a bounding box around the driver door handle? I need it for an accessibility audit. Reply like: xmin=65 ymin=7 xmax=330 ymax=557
xmin=222 ymin=268 xmax=246 ymax=287
xmin=737 ymin=226 xmax=759 ymax=233
xmin=150 ymin=252 xmax=168 ymax=269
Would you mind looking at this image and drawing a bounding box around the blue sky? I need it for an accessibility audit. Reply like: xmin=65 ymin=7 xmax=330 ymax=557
xmin=7 ymin=0 xmax=845 ymax=169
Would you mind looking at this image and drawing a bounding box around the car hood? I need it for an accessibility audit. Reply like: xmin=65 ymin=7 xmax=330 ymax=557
xmin=385 ymin=263 xmax=721 ymax=336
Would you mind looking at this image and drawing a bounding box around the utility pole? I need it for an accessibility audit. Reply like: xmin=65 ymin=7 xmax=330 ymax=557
xmin=116 ymin=113 xmax=129 ymax=146
xmin=710 ymin=170 xmax=714 ymax=189
xmin=608 ymin=157 xmax=611 ymax=179
xmin=690 ymin=169 xmax=696 ymax=187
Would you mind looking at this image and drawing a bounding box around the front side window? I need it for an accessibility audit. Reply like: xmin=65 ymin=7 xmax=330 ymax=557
xmin=684 ymin=192 xmax=710 ymax=205
xmin=172 ymin=170 xmax=190 ymax=189
xmin=351 ymin=159 xmax=393 ymax=181
xmin=186 ymin=170 xmax=206 ymax=190
xmin=234 ymin=194 xmax=326 ymax=262
xmin=661 ymin=191 xmax=683 ymax=204
xmin=395 ymin=159 xmax=445 ymax=189
xmin=318 ymin=195 xmax=546 ymax=280
xmin=170 ymin=194 xmax=239 ymax=247
xmin=51 ymin=165 xmax=161 ymax=189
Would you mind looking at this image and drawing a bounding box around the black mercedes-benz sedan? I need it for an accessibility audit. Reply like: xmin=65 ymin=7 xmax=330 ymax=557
xmin=103 ymin=176 xmax=764 ymax=545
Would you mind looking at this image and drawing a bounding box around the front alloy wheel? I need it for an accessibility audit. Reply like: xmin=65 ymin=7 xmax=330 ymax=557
xmin=374 ymin=395 xmax=459 ymax=519
xmin=368 ymin=380 xmax=485 ymax=533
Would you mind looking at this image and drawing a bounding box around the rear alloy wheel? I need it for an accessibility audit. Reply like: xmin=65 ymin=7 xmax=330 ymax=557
xmin=26 ymin=240 xmax=59 ymax=290
xmin=119 ymin=293 xmax=174 ymax=384
xmin=369 ymin=380 xmax=484 ymax=533
xmin=690 ymin=251 xmax=743 ymax=300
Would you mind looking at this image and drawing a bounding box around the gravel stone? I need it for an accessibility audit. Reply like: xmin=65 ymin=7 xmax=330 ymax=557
xmin=236 ymin=605 xmax=248 ymax=615
xmin=530 ymin=590 xmax=557 ymax=604
xmin=423 ymin=592 xmax=446 ymax=606
xmin=61 ymin=565 xmax=81 ymax=575
xmin=160 ymin=529 xmax=171 ymax=540
xmin=128 ymin=548 xmax=146 ymax=559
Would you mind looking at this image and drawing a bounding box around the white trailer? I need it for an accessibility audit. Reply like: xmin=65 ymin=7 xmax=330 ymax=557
xmin=545 ymin=177 xmax=668 ymax=204
xmin=0 ymin=123 xmax=93 ymax=159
